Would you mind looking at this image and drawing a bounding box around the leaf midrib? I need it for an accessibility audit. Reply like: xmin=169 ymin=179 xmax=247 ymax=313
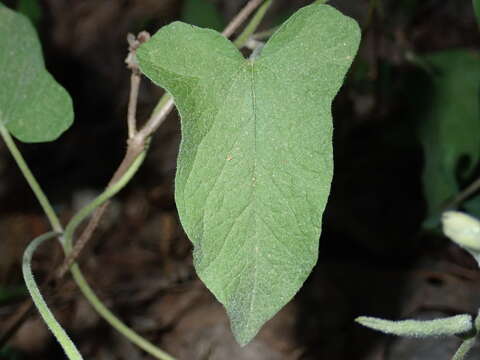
xmin=247 ymin=60 xmax=259 ymax=331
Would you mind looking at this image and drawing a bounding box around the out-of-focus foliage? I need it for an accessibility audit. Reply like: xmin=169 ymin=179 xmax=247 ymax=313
xmin=0 ymin=346 xmax=25 ymax=360
xmin=0 ymin=285 xmax=27 ymax=303
xmin=181 ymin=0 xmax=224 ymax=31
xmin=17 ymin=0 xmax=41 ymax=25
xmin=416 ymin=50 xmax=480 ymax=227
xmin=474 ymin=0 xmax=480 ymax=28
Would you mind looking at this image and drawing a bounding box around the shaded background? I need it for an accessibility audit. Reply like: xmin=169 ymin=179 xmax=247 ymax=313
xmin=1 ymin=0 xmax=480 ymax=359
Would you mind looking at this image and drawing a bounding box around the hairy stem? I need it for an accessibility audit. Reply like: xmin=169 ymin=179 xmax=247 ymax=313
xmin=69 ymin=265 xmax=175 ymax=360
xmin=135 ymin=94 xmax=175 ymax=143
xmin=22 ymin=232 xmax=83 ymax=360
xmin=127 ymin=71 xmax=141 ymax=138
xmin=452 ymin=336 xmax=477 ymax=360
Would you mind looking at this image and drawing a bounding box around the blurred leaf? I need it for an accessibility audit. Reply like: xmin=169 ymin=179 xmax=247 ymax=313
xmin=0 ymin=285 xmax=27 ymax=303
xmin=464 ymin=194 xmax=480 ymax=218
xmin=182 ymin=0 xmax=223 ymax=31
xmin=418 ymin=50 xmax=480 ymax=226
xmin=0 ymin=3 xmax=73 ymax=143
xmin=17 ymin=0 xmax=41 ymax=25
xmin=139 ymin=4 xmax=360 ymax=345
xmin=0 ymin=347 xmax=25 ymax=360
xmin=474 ymin=0 xmax=480 ymax=28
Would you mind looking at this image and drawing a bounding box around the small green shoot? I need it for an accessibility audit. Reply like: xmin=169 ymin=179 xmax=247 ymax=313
xmin=22 ymin=232 xmax=83 ymax=360
xmin=356 ymin=315 xmax=474 ymax=337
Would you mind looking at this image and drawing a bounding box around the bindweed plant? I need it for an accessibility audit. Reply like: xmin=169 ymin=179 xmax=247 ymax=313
xmin=0 ymin=0 xmax=360 ymax=358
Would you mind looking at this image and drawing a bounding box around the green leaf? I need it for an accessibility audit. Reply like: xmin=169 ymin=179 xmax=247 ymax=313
xmin=0 ymin=3 xmax=73 ymax=143
xmin=181 ymin=0 xmax=224 ymax=31
xmin=417 ymin=50 xmax=480 ymax=225
xmin=356 ymin=315 xmax=474 ymax=337
xmin=138 ymin=4 xmax=360 ymax=345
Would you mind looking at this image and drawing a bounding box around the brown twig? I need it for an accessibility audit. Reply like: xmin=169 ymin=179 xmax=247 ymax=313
xmin=125 ymin=32 xmax=149 ymax=139
xmin=222 ymin=0 xmax=264 ymax=38
xmin=0 ymin=300 xmax=34 ymax=346
xmin=127 ymin=73 xmax=141 ymax=138
xmin=444 ymin=177 xmax=480 ymax=211
xmin=135 ymin=96 xmax=175 ymax=142
xmin=56 ymin=143 xmax=145 ymax=278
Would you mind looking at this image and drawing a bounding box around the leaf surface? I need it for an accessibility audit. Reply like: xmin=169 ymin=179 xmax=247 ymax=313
xmin=0 ymin=4 xmax=73 ymax=142
xmin=138 ymin=4 xmax=360 ymax=344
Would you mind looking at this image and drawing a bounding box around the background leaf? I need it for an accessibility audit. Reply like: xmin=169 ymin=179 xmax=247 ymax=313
xmin=181 ymin=0 xmax=224 ymax=31
xmin=0 ymin=3 xmax=73 ymax=143
xmin=17 ymin=0 xmax=41 ymax=26
xmin=0 ymin=285 xmax=27 ymax=304
xmin=474 ymin=0 xmax=480 ymax=29
xmin=138 ymin=4 xmax=360 ymax=344
xmin=417 ymin=50 xmax=480 ymax=226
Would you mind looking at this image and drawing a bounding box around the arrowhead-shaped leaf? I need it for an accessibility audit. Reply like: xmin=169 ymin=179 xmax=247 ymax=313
xmin=0 ymin=4 xmax=73 ymax=143
xmin=138 ymin=4 xmax=360 ymax=344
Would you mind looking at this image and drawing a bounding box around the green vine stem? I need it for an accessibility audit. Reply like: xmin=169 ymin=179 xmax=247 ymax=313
xmin=62 ymin=149 xmax=146 ymax=252
xmin=4 ymin=131 xmax=175 ymax=359
xmin=452 ymin=337 xmax=477 ymax=360
xmin=22 ymin=231 xmax=83 ymax=360
xmin=1 ymin=122 xmax=174 ymax=358
xmin=59 ymin=148 xmax=175 ymax=359
xmin=48 ymin=147 xmax=175 ymax=359
xmin=0 ymin=123 xmax=62 ymax=233
xmin=69 ymin=265 xmax=175 ymax=360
